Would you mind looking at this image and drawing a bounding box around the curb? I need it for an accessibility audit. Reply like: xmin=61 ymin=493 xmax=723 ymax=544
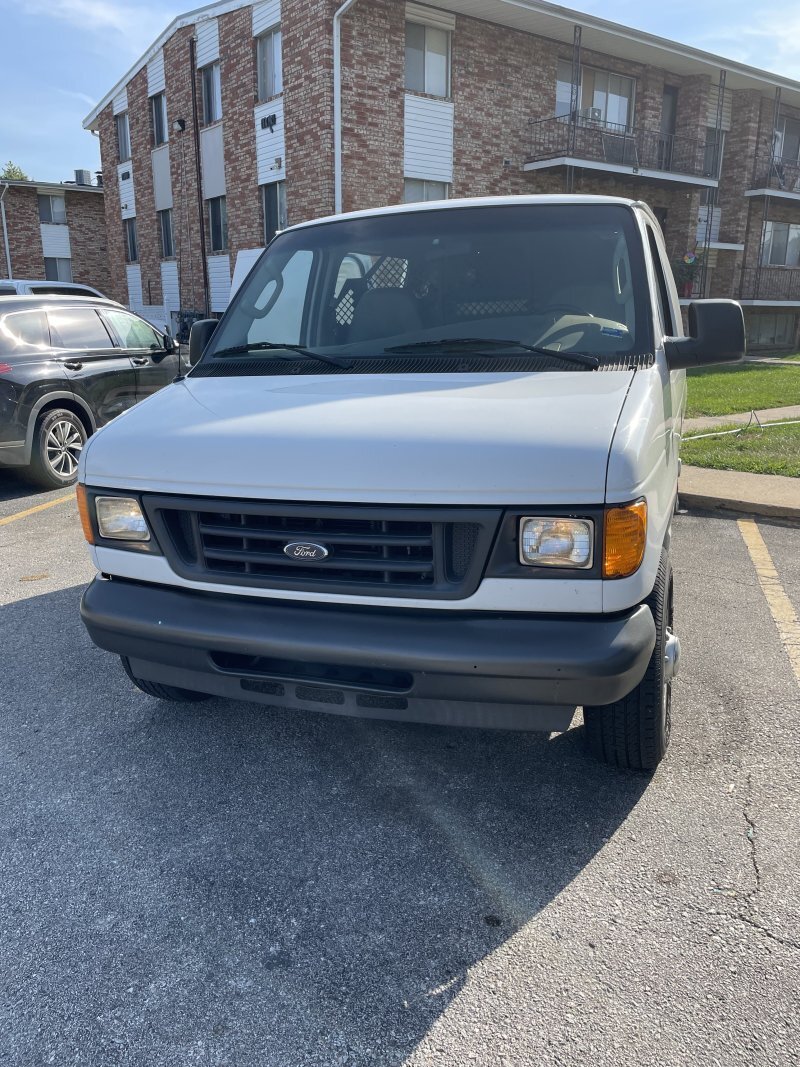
xmin=679 ymin=491 xmax=800 ymax=522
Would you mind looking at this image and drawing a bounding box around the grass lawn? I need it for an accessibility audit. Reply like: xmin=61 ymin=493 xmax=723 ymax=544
xmin=686 ymin=362 xmax=800 ymax=417
xmin=682 ymin=422 xmax=800 ymax=478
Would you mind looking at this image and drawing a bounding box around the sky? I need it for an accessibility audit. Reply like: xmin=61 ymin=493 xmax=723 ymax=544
xmin=1 ymin=0 xmax=799 ymax=182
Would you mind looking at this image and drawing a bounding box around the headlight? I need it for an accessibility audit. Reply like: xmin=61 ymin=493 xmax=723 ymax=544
xmin=95 ymin=496 xmax=151 ymax=541
xmin=519 ymin=517 xmax=593 ymax=568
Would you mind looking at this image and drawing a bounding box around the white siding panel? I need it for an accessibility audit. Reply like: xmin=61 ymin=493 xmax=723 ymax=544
xmin=195 ymin=18 xmax=220 ymax=67
xmin=208 ymin=254 xmax=231 ymax=312
xmin=40 ymin=223 xmax=71 ymax=259
xmin=406 ymin=2 xmax=455 ymax=31
xmin=404 ymin=95 xmax=454 ymax=183
xmin=126 ymin=264 xmax=143 ymax=311
xmin=152 ymin=145 xmax=173 ymax=211
xmin=231 ymin=248 xmax=266 ymax=297
xmin=253 ymin=0 xmax=281 ymax=36
xmin=117 ymin=162 xmax=136 ymax=219
xmin=161 ymin=261 xmax=180 ymax=312
xmin=200 ymin=123 xmax=226 ymax=198
xmin=254 ymin=99 xmax=286 ymax=184
xmin=697 ymin=205 xmax=722 ymax=243
xmin=147 ymin=50 xmax=166 ymax=95
xmin=112 ymin=87 xmax=128 ymax=115
xmin=140 ymin=305 xmax=168 ymax=329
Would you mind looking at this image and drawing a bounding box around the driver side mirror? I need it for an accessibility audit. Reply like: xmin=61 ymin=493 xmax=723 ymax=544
xmin=188 ymin=319 xmax=218 ymax=366
xmin=664 ymin=300 xmax=746 ymax=370
xmin=162 ymin=329 xmax=176 ymax=354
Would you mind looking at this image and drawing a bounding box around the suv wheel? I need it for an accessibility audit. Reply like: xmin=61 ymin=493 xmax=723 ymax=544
xmin=28 ymin=408 xmax=87 ymax=489
xmin=583 ymin=549 xmax=677 ymax=772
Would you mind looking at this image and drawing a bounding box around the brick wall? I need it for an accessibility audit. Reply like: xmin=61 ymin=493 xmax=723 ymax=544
xmin=65 ymin=189 xmax=111 ymax=292
xmin=220 ymin=8 xmax=263 ymax=258
xmin=97 ymin=104 xmax=129 ymax=303
xmin=164 ymin=26 xmax=207 ymax=314
xmin=0 ymin=188 xmax=44 ymax=280
xmin=127 ymin=66 xmax=163 ymax=307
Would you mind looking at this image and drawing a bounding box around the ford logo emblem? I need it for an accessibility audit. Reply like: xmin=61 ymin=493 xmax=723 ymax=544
xmin=283 ymin=541 xmax=330 ymax=562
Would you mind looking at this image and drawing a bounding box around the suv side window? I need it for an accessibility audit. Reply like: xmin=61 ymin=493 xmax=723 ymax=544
xmin=646 ymin=226 xmax=675 ymax=338
xmin=103 ymin=310 xmax=162 ymax=350
xmin=0 ymin=310 xmax=50 ymax=352
xmin=47 ymin=308 xmax=115 ymax=350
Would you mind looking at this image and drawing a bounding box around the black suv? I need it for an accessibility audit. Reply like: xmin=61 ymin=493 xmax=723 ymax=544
xmin=0 ymin=296 xmax=180 ymax=488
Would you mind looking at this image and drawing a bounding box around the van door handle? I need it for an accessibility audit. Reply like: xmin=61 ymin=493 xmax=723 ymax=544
xmin=131 ymin=357 xmax=149 ymax=366
xmin=63 ymin=360 xmax=83 ymax=370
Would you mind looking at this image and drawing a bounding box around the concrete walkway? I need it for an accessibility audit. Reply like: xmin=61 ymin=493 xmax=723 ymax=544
xmin=684 ymin=404 xmax=800 ymax=434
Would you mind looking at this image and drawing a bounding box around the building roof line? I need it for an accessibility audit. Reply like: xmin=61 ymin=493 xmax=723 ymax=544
xmin=84 ymin=0 xmax=800 ymax=130
xmin=0 ymin=179 xmax=103 ymax=194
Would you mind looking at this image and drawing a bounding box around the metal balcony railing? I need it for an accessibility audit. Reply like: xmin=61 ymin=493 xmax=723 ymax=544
xmin=528 ymin=116 xmax=718 ymax=182
xmin=748 ymin=153 xmax=800 ymax=194
xmin=739 ymin=266 xmax=800 ymax=301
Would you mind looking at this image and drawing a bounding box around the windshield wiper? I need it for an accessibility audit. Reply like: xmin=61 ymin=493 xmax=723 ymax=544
xmin=383 ymin=337 xmax=599 ymax=368
xmin=210 ymin=341 xmax=353 ymax=369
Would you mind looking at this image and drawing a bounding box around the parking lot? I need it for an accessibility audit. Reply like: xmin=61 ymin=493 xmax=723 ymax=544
xmin=1 ymin=473 xmax=798 ymax=1067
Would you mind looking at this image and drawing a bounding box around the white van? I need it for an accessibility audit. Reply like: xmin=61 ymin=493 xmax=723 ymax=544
xmin=78 ymin=196 xmax=745 ymax=771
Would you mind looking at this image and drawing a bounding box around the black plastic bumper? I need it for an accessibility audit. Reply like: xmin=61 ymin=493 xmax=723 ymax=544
xmin=80 ymin=578 xmax=656 ymax=731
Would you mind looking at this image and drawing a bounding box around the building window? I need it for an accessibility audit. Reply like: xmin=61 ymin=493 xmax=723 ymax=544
xmin=208 ymin=196 xmax=228 ymax=252
xmin=124 ymin=218 xmax=139 ymax=263
xmin=556 ymin=59 xmax=635 ymax=129
xmin=201 ymin=63 xmax=222 ymax=125
xmin=257 ymin=27 xmax=283 ymax=101
xmin=151 ymin=92 xmax=168 ymax=146
xmin=403 ymin=178 xmax=449 ymax=203
xmin=38 ymin=194 xmax=67 ymax=225
xmin=762 ymin=221 xmax=800 ymax=267
xmin=158 ymin=208 xmax=174 ymax=258
xmin=748 ymin=312 xmax=795 ymax=347
xmin=262 ymin=181 xmax=287 ymax=243
xmin=44 ymin=257 xmax=73 ymax=282
xmin=774 ymin=115 xmax=800 ymax=164
xmin=116 ymin=112 xmax=131 ymax=162
xmin=405 ymin=21 xmax=450 ymax=98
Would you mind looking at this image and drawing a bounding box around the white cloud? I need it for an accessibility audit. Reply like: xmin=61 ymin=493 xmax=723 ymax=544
xmin=23 ymin=0 xmax=178 ymax=59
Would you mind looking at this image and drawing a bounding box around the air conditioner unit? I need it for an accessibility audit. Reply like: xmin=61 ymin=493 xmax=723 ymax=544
xmin=579 ymin=107 xmax=603 ymax=123
xmin=74 ymin=168 xmax=93 ymax=186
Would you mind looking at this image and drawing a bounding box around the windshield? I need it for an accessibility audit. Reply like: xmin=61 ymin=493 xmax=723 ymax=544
xmin=205 ymin=203 xmax=651 ymax=367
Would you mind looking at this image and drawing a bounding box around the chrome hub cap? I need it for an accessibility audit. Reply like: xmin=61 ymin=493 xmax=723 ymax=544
xmin=46 ymin=419 xmax=83 ymax=478
xmin=664 ymin=628 xmax=681 ymax=683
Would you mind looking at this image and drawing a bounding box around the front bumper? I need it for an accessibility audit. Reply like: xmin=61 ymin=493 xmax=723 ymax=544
xmin=81 ymin=577 xmax=656 ymax=732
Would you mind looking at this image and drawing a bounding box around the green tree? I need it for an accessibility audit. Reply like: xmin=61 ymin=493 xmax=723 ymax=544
xmin=0 ymin=161 xmax=30 ymax=180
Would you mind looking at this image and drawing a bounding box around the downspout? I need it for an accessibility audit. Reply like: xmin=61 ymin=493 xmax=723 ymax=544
xmin=333 ymin=0 xmax=362 ymax=214
xmin=0 ymin=183 xmax=12 ymax=280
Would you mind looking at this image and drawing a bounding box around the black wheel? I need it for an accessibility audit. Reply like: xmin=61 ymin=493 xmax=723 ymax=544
xmin=120 ymin=657 xmax=209 ymax=703
xmin=584 ymin=550 xmax=677 ymax=772
xmin=28 ymin=408 xmax=87 ymax=489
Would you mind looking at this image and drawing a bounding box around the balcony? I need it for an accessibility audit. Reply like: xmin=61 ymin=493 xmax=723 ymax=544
xmin=738 ymin=266 xmax=800 ymax=303
xmin=525 ymin=116 xmax=719 ymax=187
xmin=745 ymin=154 xmax=800 ymax=201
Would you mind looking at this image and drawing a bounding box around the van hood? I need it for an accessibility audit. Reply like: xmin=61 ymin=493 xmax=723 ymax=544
xmin=81 ymin=371 xmax=634 ymax=505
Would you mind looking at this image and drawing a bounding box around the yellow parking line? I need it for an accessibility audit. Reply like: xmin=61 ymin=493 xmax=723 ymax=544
xmin=738 ymin=518 xmax=800 ymax=688
xmin=0 ymin=493 xmax=74 ymax=527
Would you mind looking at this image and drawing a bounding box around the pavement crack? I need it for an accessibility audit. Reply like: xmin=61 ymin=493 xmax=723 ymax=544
xmin=742 ymin=773 xmax=762 ymax=898
xmin=736 ymin=913 xmax=800 ymax=952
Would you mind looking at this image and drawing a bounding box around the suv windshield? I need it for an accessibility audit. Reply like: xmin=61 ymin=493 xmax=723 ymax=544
xmin=205 ymin=203 xmax=651 ymax=367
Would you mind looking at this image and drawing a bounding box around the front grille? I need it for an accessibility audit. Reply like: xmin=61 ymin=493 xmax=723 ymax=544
xmin=144 ymin=497 xmax=501 ymax=600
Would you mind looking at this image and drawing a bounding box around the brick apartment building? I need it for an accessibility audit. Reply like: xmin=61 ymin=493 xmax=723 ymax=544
xmin=0 ymin=174 xmax=111 ymax=293
xmin=84 ymin=0 xmax=800 ymax=350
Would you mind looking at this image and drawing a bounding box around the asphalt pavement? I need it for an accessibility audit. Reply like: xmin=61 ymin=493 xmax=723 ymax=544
xmin=1 ymin=473 xmax=798 ymax=1066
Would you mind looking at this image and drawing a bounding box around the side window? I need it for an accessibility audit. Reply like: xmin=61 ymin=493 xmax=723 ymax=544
xmin=47 ymin=309 xmax=115 ymax=350
xmin=103 ymin=310 xmax=161 ymax=349
xmin=0 ymin=311 xmax=49 ymax=352
xmin=646 ymin=227 xmax=675 ymax=337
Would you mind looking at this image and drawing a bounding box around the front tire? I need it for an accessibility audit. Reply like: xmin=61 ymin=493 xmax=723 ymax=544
xmin=28 ymin=408 xmax=87 ymax=489
xmin=584 ymin=550 xmax=675 ymax=772
xmin=120 ymin=657 xmax=210 ymax=703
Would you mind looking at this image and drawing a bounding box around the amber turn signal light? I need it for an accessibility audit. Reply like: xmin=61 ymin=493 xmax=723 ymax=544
xmin=603 ymin=500 xmax=647 ymax=578
xmin=76 ymin=484 xmax=95 ymax=545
